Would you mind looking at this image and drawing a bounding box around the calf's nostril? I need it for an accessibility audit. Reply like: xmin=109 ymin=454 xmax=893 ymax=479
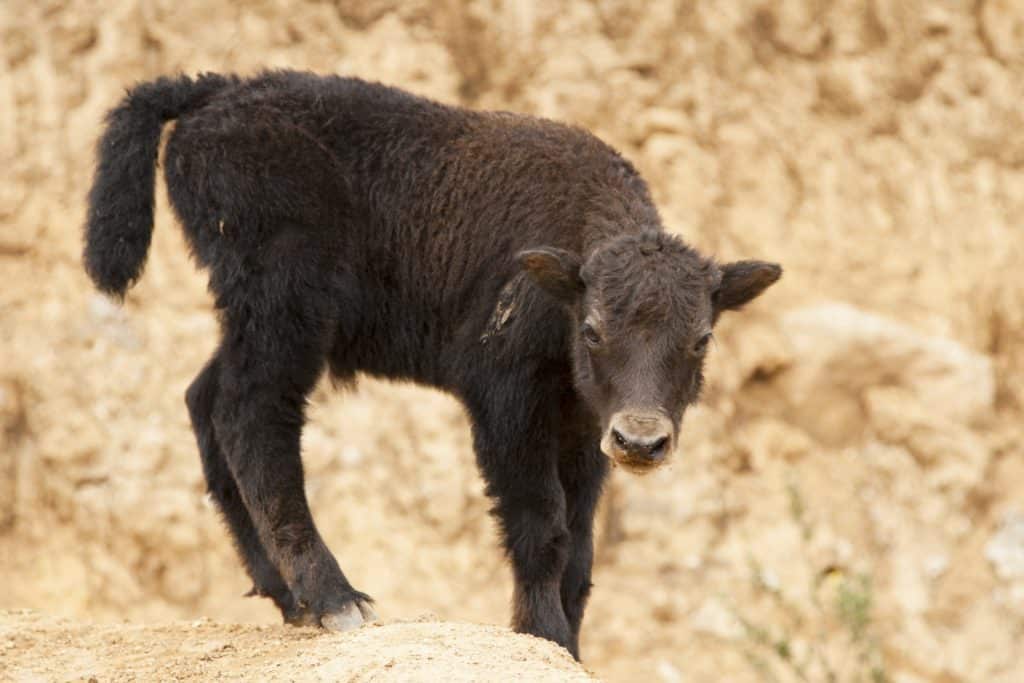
xmin=647 ymin=436 xmax=669 ymax=458
xmin=612 ymin=428 xmax=629 ymax=450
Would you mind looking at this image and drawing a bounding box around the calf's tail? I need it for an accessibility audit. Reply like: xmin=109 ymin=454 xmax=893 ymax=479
xmin=83 ymin=73 xmax=234 ymax=297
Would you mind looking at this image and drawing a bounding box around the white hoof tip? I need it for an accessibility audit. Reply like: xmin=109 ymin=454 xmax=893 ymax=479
xmin=321 ymin=600 xmax=376 ymax=632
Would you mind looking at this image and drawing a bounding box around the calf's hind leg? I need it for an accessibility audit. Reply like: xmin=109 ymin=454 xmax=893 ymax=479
xmin=211 ymin=261 xmax=374 ymax=631
xmin=185 ymin=352 xmax=313 ymax=624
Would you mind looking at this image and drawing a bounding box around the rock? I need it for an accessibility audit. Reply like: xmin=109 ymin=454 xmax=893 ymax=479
xmin=87 ymin=293 xmax=142 ymax=350
xmin=891 ymin=551 xmax=930 ymax=615
xmin=865 ymin=386 xmax=990 ymax=489
xmin=732 ymin=418 xmax=815 ymax=469
xmin=816 ymin=60 xmax=874 ymax=116
xmin=979 ymin=0 xmax=1024 ymax=66
xmin=922 ymin=6 xmax=952 ymax=35
xmin=751 ymin=4 xmax=829 ymax=59
xmin=768 ymin=303 xmax=994 ymax=446
xmin=0 ymin=378 xmax=24 ymax=531
xmin=655 ymin=660 xmax=683 ymax=683
xmin=333 ymin=0 xmax=396 ymax=29
xmin=887 ymin=45 xmax=944 ymax=103
xmin=986 ymin=512 xmax=1024 ymax=581
xmin=633 ymin=107 xmax=691 ymax=142
xmin=689 ymin=598 xmax=743 ymax=640
xmin=712 ymin=313 xmax=793 ymax=397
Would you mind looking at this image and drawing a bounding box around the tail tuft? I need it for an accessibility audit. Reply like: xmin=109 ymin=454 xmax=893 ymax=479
xmin=83 ymin=73 xmax=234 ymax=297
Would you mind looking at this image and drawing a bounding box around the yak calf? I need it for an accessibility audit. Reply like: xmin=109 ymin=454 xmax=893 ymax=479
xmin=83 ymin=71 xmax=781 ymax=660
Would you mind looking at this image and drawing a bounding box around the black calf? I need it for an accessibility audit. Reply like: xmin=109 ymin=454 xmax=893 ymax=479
xmin=83 ymin=70 xmax=780 ymax=660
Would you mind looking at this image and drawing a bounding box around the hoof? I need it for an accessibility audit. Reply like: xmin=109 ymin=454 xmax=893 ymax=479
xmin=283 ymin=607 xmax=319 ymax=628
xmin=321 ymin=598 xmax=377 ymax=631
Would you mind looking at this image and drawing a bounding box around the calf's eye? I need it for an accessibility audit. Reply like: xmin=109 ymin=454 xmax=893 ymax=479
xmin=582 ymin=323 xmax=602 ymax=347
xmin=693 ymin=332 xmax=712 ymax=354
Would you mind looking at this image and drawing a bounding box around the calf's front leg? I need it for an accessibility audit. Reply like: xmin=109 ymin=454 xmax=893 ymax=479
xmin=558 ymin=441 xmax=609 ymax=659
xmin=468 ymin=381 xmax=573 ymax=653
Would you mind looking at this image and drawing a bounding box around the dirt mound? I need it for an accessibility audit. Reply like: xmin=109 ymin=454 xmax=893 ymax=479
xmin=0 ymin=611 xmax=594 ymax=682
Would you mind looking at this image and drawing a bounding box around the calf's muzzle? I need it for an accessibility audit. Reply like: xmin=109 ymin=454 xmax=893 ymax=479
xmin=601 ymin=410 xmax=674 ymax=471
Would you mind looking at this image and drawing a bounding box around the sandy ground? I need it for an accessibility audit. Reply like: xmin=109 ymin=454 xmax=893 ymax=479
xmin=3 ymin=1 xmax=1024 ymax=681
xmin=0 ymin=610 xmax=593 ymax=682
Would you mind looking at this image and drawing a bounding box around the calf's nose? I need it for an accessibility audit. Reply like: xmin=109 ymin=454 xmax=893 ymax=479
xmin=611 ymin=427 xmax=669 ymax=459
xmin=606 ymin=412 xmax=673 ymax=464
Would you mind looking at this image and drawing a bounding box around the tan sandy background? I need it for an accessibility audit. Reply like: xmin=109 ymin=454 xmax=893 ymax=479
xmin=2 ymin=1 xmax=1024 ymax=681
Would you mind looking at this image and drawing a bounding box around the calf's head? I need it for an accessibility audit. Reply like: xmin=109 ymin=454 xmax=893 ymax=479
xmin=518 ymin=231 xmax=780 ymax=473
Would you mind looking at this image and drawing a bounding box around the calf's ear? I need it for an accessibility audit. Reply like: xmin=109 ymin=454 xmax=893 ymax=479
xmin=517 ymin=247 xmax=584 ymax=303
xmin=714 ymin=260 xmax=782 ymax=316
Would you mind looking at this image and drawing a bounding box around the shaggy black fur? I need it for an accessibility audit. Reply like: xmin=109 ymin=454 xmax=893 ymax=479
xmin=83 ymin=71 xmax=781 ymax=660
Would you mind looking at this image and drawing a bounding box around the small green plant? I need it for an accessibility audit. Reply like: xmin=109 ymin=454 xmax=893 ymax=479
xmin=836 ymin=573 xmax=872 ymax=642
xmin=726 ymin=471 xmax=889 ymax=683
